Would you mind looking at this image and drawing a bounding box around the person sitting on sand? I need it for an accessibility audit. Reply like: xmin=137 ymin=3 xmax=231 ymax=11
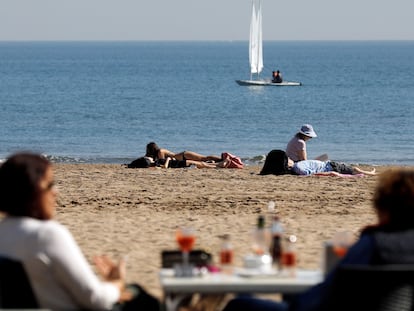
xmin=0 ymin=152 xmax=161 ymax=311
xmin=145 ymin=142 xmax=222 ymax=163
xmin=260 ymin=150 xmax=376 ymax=176
xmin=286 ymin=124 xmax=317 ymax=162
xmin=223 ymin=168 xmax=414 ymax=311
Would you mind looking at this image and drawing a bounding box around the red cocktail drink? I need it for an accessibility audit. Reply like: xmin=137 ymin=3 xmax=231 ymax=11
xmin=220 ymin=249 xmax=234 ymax=265
xmin=176 ymin=234 xmax=196 ymax=253
xmin=175 ymin=227 xmax=197 ymax=277
xmin=282 ymin=251 xmax=296 ymax=267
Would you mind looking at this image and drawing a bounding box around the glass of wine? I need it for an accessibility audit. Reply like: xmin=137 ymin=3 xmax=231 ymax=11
xmin=175 ymin=227 xmax=196 ymax=276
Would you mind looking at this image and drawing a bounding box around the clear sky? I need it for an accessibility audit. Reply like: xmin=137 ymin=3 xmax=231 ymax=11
xmin=1 ymin=0 xmax=413 ymax=41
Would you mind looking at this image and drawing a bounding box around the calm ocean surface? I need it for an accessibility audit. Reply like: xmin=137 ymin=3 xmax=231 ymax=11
xmin=0 ymin=41 xmax=413 ymax=165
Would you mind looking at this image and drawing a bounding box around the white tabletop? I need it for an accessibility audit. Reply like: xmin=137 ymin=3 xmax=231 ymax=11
xmin=160 ymin=268 xmax=323 ymax=295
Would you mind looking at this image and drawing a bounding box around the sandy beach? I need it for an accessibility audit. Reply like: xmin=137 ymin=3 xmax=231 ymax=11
xmin=51 ymin=163 xmax=400 ymax=300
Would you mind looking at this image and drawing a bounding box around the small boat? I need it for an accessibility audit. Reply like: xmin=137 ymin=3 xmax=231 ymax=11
xmin=236 ymin=80 xmax=301 ymax=86
xmin=236 ymin=0 xmax=301 ymax=87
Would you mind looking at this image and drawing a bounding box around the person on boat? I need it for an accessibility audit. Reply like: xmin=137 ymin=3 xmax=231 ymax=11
xmin=145 ymin=142 xmax=222 ymax=163
xmin=286 ymin=124 xmax=317 ymax=162
xmin=272 ymin=70 xmax=283 ymax=83
xmin=224 ymin=168 xmax=414 ymax=311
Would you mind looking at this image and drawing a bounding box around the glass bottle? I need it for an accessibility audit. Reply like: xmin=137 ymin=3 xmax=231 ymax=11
xmin=252 ymin=215 xmax=269 ymax=256
xmin=270 ymin=215 xmax=283 ymax=270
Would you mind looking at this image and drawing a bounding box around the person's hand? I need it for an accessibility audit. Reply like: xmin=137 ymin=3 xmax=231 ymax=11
xmin=119 ymin=288 xmax=134 ymax=302
xmin=163 ymin=157 xmax=171 ymax=168
xmin=94 ymin=255 xmax=128 ymax=301
xmin=93 ymin=255 xmax=126 ymax=282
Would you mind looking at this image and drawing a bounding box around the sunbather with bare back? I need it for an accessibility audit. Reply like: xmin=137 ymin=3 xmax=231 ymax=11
xmin=145 ymin=142 xmax=222 ymax=163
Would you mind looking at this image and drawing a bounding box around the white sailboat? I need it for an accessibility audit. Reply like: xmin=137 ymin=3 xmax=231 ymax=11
xmin=236 ymin=0 xmax=301 ymax=86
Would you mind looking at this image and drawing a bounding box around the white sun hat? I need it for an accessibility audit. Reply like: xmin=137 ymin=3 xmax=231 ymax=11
xmin=299 ymin=124 xmax=317 ymax=138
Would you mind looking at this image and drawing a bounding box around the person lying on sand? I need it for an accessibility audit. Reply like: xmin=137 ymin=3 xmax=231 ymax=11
xmin=289 ymin=158 xmax=376 ymax=176
xmin=145 ymin=142 xmax=222 ymax=163
xmin=148 ymin=156 xmax=229 ymax=169
xmin=260 ymin=150 xmax=376 ymax=176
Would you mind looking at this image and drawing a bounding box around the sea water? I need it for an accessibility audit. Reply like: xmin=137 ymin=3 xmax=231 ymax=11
xmin=0 ymin=41 xmax=413 ymax=165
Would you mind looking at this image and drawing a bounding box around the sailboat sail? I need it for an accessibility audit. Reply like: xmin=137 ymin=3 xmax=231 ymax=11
xmin=249 ymin=0 xmax=263 ymax=79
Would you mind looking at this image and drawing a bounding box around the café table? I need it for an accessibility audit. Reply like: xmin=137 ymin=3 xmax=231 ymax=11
xmin=159 ymin=268 xmax=323 ymax=311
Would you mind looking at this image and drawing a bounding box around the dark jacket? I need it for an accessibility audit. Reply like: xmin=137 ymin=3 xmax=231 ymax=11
xmin=290 ymin=228 xmax=414 ymax=311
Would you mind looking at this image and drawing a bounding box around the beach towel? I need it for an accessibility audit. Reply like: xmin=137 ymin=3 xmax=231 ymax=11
xmin=221 ymin=152 xmax=244 ymax=169
xmin=313 ymin=172 xmax=365 ymax=178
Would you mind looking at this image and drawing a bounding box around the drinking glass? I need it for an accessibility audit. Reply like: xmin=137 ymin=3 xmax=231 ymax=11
xmin=332 ymin=231 xmax=353 ymax=258
xmin=281 ymin=235 xmax=297 ymax=276
xmin=175 ymin=227 xmax=196 ymax=276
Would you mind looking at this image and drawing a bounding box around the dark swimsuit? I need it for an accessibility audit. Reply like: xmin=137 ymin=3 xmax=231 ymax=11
xmin=155 ymin=158 xmax=187 ymax=168
xmin=169 ymin=160 xmax=187 ymax=168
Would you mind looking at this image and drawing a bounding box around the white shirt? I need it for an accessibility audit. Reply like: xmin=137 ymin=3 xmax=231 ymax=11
xmin=0 ymin=217 xmax=120 ymax=310
xmin=292 ymin=160 xmax=330 ymax=175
